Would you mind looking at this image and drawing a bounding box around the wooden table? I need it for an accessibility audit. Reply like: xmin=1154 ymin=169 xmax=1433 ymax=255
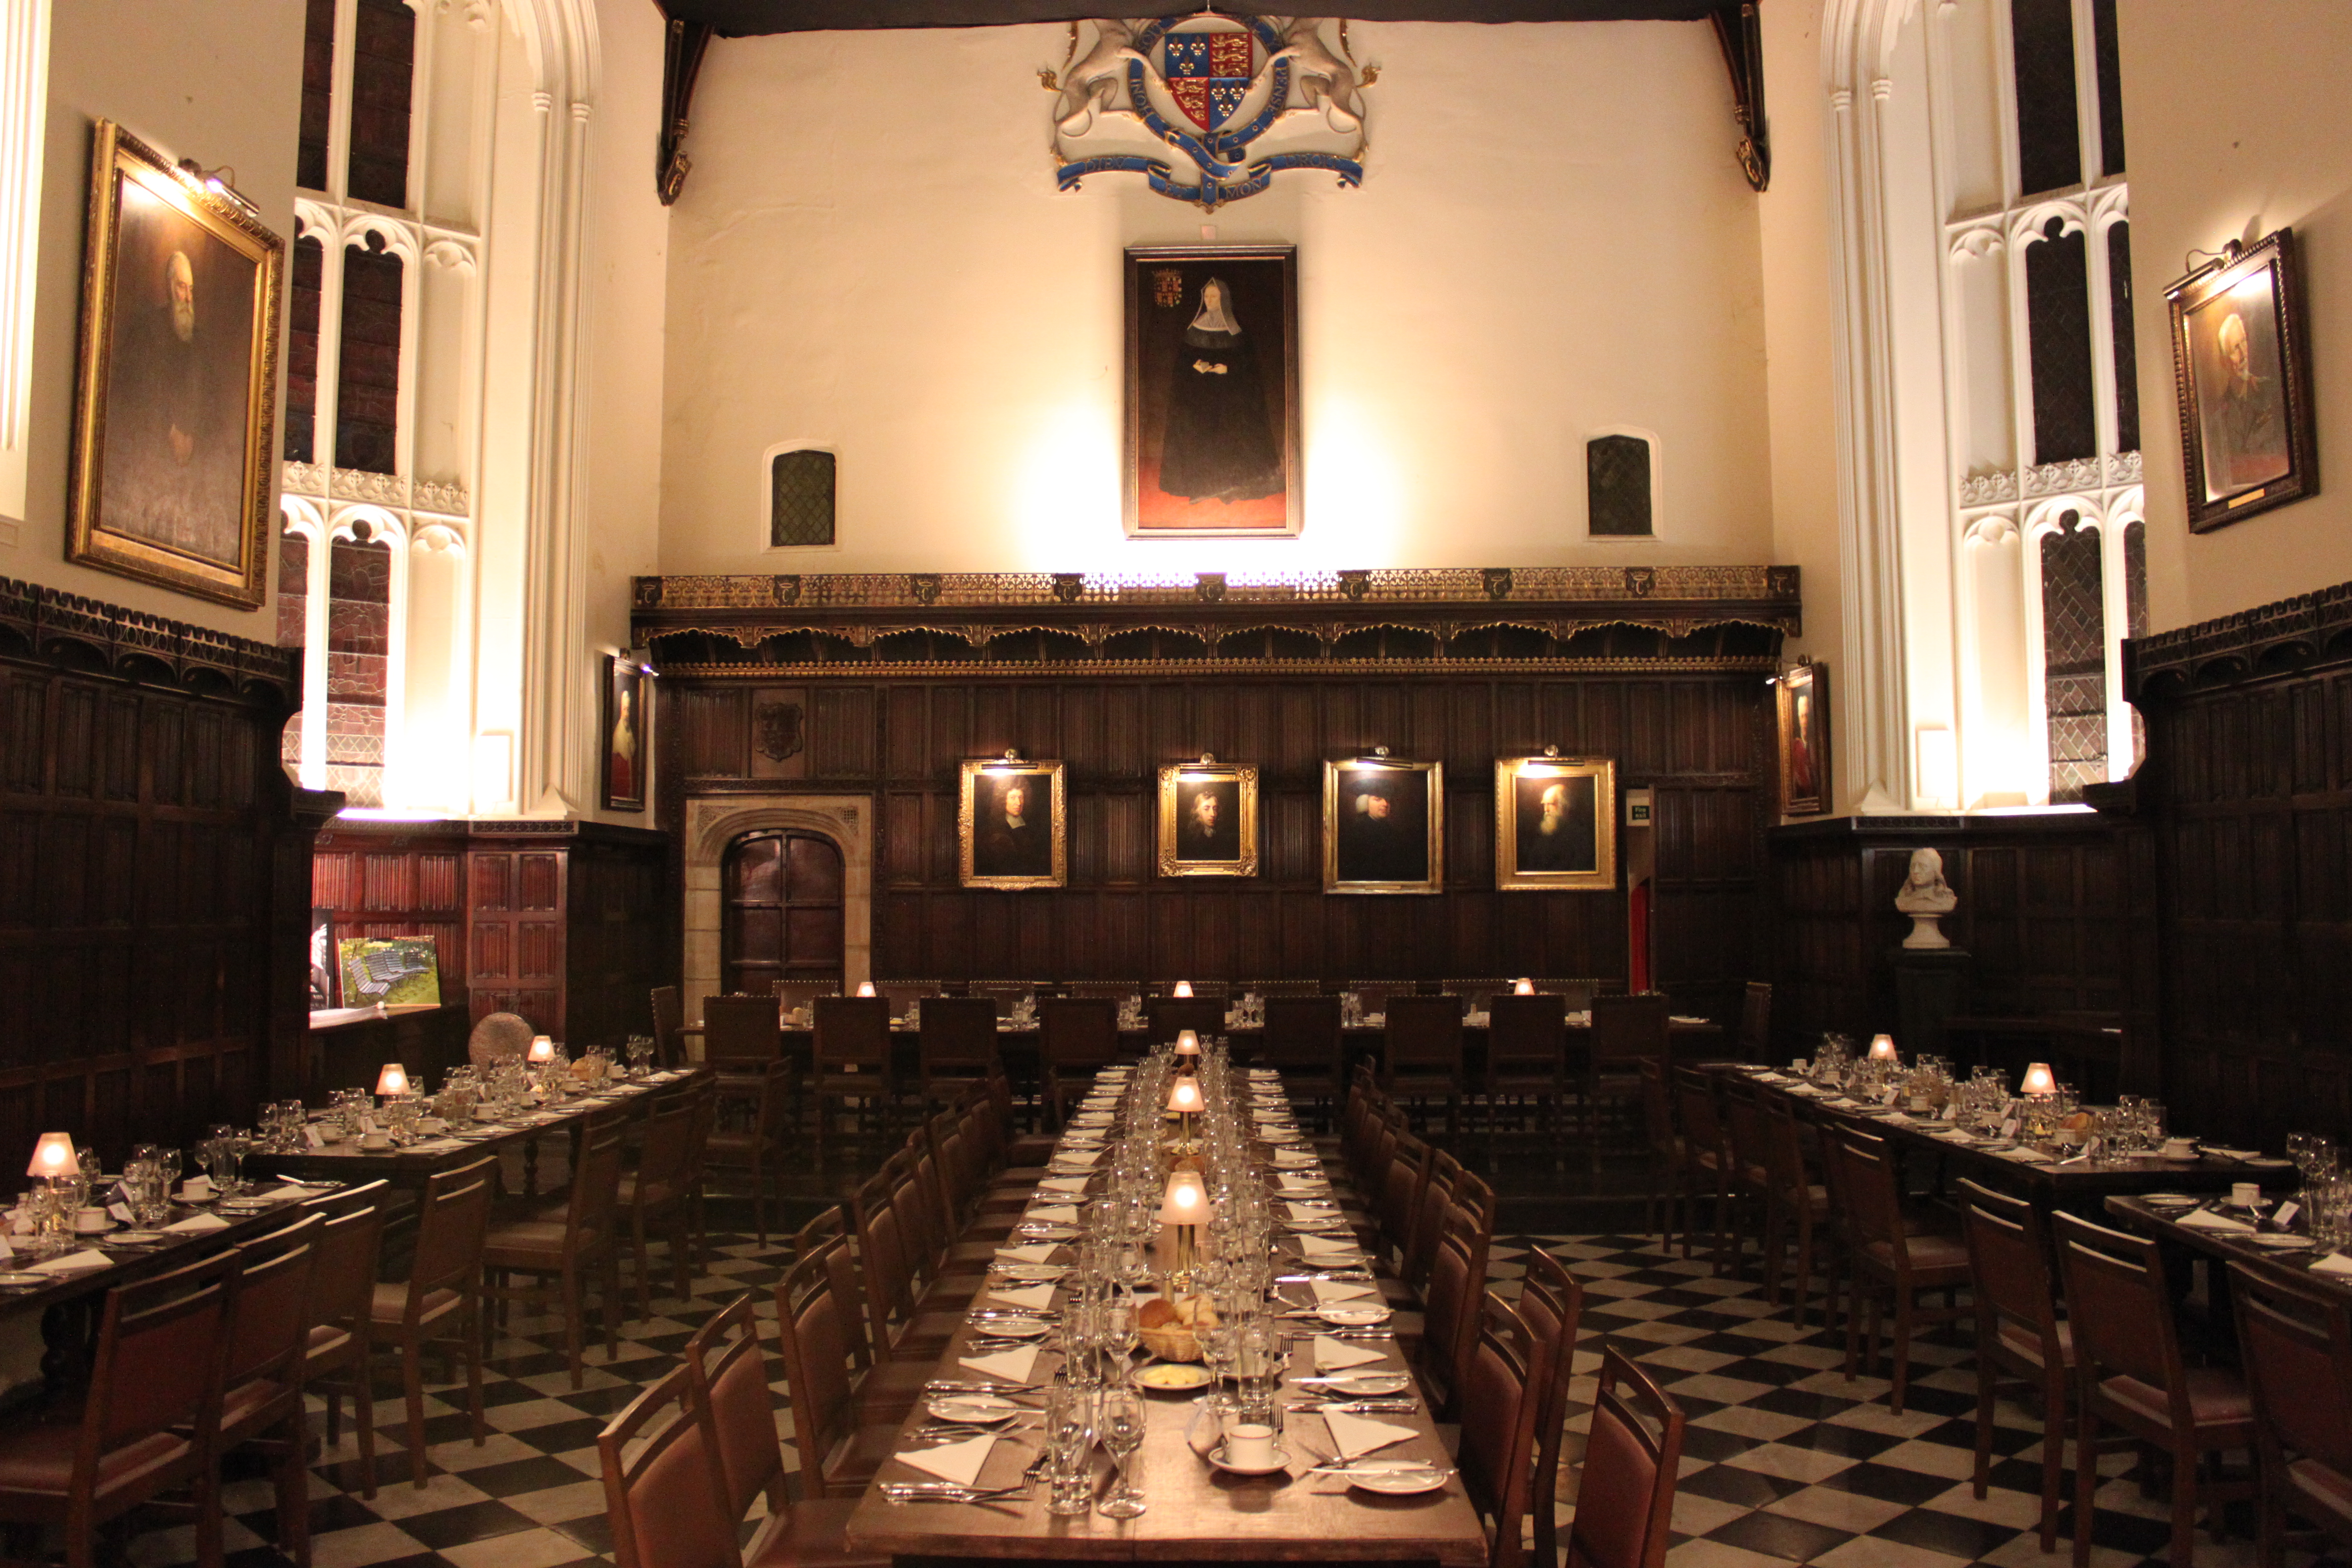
xmin=1716 ymin=1064 xmax=2291 ymax=1211
xmin=843 ymin=1070 xmax=1489 ymax=1567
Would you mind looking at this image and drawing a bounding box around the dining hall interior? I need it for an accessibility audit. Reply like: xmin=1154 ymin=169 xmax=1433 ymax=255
xmin=2 ymin=0 xmax=2352 ymax=1566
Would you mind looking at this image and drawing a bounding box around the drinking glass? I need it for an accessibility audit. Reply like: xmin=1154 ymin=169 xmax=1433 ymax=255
xmin=1043 ymin=1378 xmax=1098 ymax=1517
xmin=626 ymin=1036 xmax=655 ymax=1078
xmin=1096 ymin=1383 xmax=1146 ymax=1518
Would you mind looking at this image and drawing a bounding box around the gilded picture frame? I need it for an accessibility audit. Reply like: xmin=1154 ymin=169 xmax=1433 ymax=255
xmin=1323 ymin=758 xmax=1443 ymax=894
xmin=960 ymin=759 xmax=1067 ymax=888
xmin=1776 ymin=660 xmax=1828 ymax=817
xmin=601 ymin=655 xmax=648 ymax=812
xmin=1494 ymin=756 xmax=1617 ymax=891
xmin=2167 ymin=228 xmax=2319 ymax=534
xmin=68 ymin=120 xmax=283 ymax=608
xmin=1157 ymin=760 xmax=1258 ymax=878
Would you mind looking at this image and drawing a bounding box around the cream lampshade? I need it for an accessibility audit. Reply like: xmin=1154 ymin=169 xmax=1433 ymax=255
xmin=856 ymin=980 xmax=876 ymax=998
xmin=2020 ymin=1062 xmax=2058 ymax=1097
xmin=528 ymin=1035 xmax=555 ymax=1064
xmin=1167 ymin=1078 xmax=1204 ymax=1116
xmin=1172 ymin=980 xmax=1193 ymax=999
xmin=1175 ymin=1029 xmax=1200 ymax=1058
xmin=1868 ymin=1033 xmax=1898 ymax=1062
xmin=26 ymin=1132 xmax=73 ymax=1180
xmin=375 ymin=1062 xmax=410 ymax=1098
xmin=1514 ymin=978 xmax=1535 ymax=996
xmin=1160 ymin=1169 xmax=1208 ymax=1225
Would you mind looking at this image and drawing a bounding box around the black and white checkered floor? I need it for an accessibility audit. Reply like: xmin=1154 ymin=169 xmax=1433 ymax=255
xmin=112 ymin=1229 xmax=2320 ymax=1568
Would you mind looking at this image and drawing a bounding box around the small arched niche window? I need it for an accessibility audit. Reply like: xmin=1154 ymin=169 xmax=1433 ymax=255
xmin=1586 ymin=433 xmax=1654 ymax=537
xmin=769 ymin=448 xmax=837 ymax=548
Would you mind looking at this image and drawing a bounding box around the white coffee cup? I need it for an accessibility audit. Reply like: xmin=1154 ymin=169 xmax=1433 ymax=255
xmin=415 ymin=1117 xmax=446 ymax=1134
xmin=473 ymin=1105 xmax=501 ymax=1122
xmin=74 ymin=1207 xmax=111 ymax=1233
xmin=361 ymin=1131 xmax=392 ymax=1150
xmin=1224 ymin=1422 xmax=1277 ymax=1469
xmin=2162 ymin=1137 xmax=2197 ymax=1160
xmin=2232 ymin=1182 xmax=2262 ymax=1208
xmin=178 ymin=1178 xmax=213 ymax=1202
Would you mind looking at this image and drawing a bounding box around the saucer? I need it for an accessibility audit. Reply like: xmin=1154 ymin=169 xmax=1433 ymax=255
xmin=1207 ymin=1443 xmax=1291 ymax=1476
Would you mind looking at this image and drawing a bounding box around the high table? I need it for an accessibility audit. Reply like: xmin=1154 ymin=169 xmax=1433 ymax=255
xmin=844 ymin=1064 xmax=1490 ymax=1567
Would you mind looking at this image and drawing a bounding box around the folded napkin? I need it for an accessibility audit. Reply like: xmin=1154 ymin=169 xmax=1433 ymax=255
xmin=30 ymin=1249 xmax=113 ymax=1274
xmin=996 ymin=1243 xmax=1058 ymax=1263
xmin=1278 ymin=1175 xmax=1328 ymax=1196
xmin=1313 ymin=1334 xmax=1389 ymax=1372
xmin=2202 ymin=1147 xmax=2261 ymax=1163
xmin=2312 ymin=1252 xmax=2352 ymax=1277
xmin=1297 ymin=1234 xmax=1363 ymax=1263
xmin=991 ymin=1282 xmax=1056 ymax=1311
xmin=959 ymin=1346 xmax=1041 ymax=1384
xmin=2178 ymin=1208 xmax=2257 ymax=1233
xmin=896 ymin=1432 xmax=997 ymax=1486
xmin=1998 ymin=1146 xmax=2055 ymax=1164
xmin=1026 ymin=1204 xmax=1080 ymax=1224
xmin=1670 ymin=1015 xmax=1708 ymax=1025
xmin=1933 ymin=1128 xmax=1976 ymax=1141
xmin=1274 ymin=1151 xmax=1320 ymax=1168
xmin=164 ymin=1212 xmax=231 ymax=1234
xmin=261 ymin=1183 xmax=324 ymax=1200
xmin=406 ymin=1139 xmax=467 ymax=1153
xmin=1051 ymin=1149 xmax=1100 ymax=1168
xmin=1321 ymin=1410 xmax=1417 ymax=1460
xmin=1039 ymin=1176 xmax=1091 ymax=1195
xmin=1311 ymin=1278 xmax=1377 ymax=1305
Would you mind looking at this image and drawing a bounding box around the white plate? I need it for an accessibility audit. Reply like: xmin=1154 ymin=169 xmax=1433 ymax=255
xmin=1135 ymin=1363 xmax=1214 ymax=1393
xmin=1309 ymin=1372 xmax=1412 ymax=1396
xmin=1019 ymin=1223 xmax=1081 ymax=1242
xmin=973 ymin=1316 xmax=1054 ymax=1339
xmin=995 ymin=1263 xmax=1066 ymax=1281
xmin=1319 ymin=1305 xmax=1392 ymax=1327
xmin=1207 ymin=1444 xmax=1291 ymax=1476
xmin=2253 ymin=1234 xmax=2314 ymax=1250
xmin=928 ymin=1394 xmax=1024 ymax=1423
xmin=108 ymin=1231 xmax=166 ymax=1245
xmin=1343 ymin=1462 xmax=1450 ymax=1496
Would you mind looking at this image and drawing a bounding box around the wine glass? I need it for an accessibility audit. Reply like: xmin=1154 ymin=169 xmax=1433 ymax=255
xmin=1096 ymin=1383 xmax=1146 ymax=1518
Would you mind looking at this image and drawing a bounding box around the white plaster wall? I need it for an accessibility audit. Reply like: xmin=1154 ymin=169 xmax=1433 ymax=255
xmin=10 ymin=1 xmax=302 ymax=635
xmin=2119 ymin=1 xmax=2352 ymax=631
xmin=658 ymin=20 xmax=1774 ymax=577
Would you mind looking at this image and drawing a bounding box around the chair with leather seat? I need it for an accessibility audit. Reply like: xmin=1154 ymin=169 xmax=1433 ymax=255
xmin=298 ymin=1182 xmax=388 ymax=1499
xmin=1829 ymin=1131 xmax=1968 ymax=1414
xmin=1637 ymin=1059 xmax=1683 ymax=1247
xmin=1518 ymin=1247 xmax=1585 ymax=1568
xmin=702 ymin=993 xmax=783 ymax=1068
xmin=1737 ymin=980 xmax=1772 ymax=1061
xmin=1383 ymin=994 xmax=1467 ymax=1134
xmin=1483 ymin=992 xmax=1568 ymax=1135
xmin=812 ymin=995 xmax=896 ymax=1154
xmin=1720 ymin=1077 xmax=1775 ymax=1279
xmin=2229 ymin=1259 xmax=2352 ymax=1568
xmin=706 ymin=1057 xmax=794 ymax=1245
xmin=650 ymin=983 xmax=688 ymax=1070
xmin=0 ymin=1251 xmax=236 ymax=1568
xmin=1960 ymin=1178 xmax=2073 ymax=1554
xmin=198 ymin=1213 xmax=322 ymax=1568
xmin=370 ymin=1156 xmax=494 ymax=1488
xmin=1670 ymin=1068 xmax=1732 ymax=1273
xmin=1415 ymin=1205 xmax=1491 ymax=1420
xmin=917 ymin=995 xmax=1000 ymax=1111
xmin=1587 ymin=993 xmax=1671 ymax=1144
xmin=599 ymin=1363 xmax=740 ymax=1568
xmin=1562 ymin=1347 xmax=1687 ymax=1568
xmin=1760 ymin=1095 xmax=1833 ymax=1327
xmin=1145 ymin=995 xmax=1225 ymax=1050
xmin=617 ymin=1094 xmax=699 ymax=1316
xmin=483 ymin=1115 xmax=627 ymax=1387
xmin=1454 ymin=1292 xmax=1556 ymax=1568
xmin=1037 ymin=997 xmax=1119 ymax=1127
xmin=772 ymin=1233 xmax=900 ymax=1498
xmin=2055 ymin=1210 xmax=2254 ymax=1568
xmin=1260 ymin=995 xmax=1345 ymax=1127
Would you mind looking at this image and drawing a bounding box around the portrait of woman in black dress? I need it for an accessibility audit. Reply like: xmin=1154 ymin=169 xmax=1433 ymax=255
xmin=1124 ymin=246 xmax=1299 ymax=536
xmin=1158 ymin=277 xmax=1283 ymax=504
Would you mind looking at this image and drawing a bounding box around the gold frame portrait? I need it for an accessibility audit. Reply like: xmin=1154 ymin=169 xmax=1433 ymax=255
xmin=68 ymin=120 xmax=284 ymax=609
xmin=1157 ymin=761 xmax=1259 ymax=878
xmin=1323 ymin=758 xmax=1444 ymax=894
xmin=1494 ymin=756 xmax=1617 ymax=891
xmin=2167 ymin=228 xmax=2319 ymax=534
xmin=959 ymin=759 xmax=1067 ymax=889
xmin=601 ymin=655 xmax=648 ymax=813
xmin=1775 ymin=661 xmax=1829 ymax=817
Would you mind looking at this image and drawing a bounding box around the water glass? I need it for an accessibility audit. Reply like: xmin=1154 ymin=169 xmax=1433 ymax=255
xmin=1097 ymin=1383 xmax=1146 ymax=1518
xmin=1044 ymin=1378 xmax=1098 ymax=1516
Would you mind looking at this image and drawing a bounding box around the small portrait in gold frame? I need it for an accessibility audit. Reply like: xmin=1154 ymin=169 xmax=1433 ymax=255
xmin=68 ymin=120 xmax=284 ymax=609
xmin=1157 ymin=759 xmax=1258 ymax=877
xmin=959 ymin=758 xmax=1067 ymax=888
xmin=1494 ymin=755 xmax=1617 ymax=891
xmin=1775 ymin=661 xmax=1828 ymax=817
xmin=1323 ymin=757 xmax=1443 ymax=894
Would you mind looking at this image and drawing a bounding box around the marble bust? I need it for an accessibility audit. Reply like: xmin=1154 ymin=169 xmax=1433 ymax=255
xmin=1894 ymin=847 xmax=1957 ymax=949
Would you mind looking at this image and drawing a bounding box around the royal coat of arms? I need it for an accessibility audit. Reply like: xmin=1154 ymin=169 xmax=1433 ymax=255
xmin=1046 ymin=14 xmax=1373 ymax=209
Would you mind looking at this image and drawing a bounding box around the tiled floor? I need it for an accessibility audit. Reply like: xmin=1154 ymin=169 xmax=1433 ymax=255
xmin=96 ymin=1214 xmax=2316 ymax=1568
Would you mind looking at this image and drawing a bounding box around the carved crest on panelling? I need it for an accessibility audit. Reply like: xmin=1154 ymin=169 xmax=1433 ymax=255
xmin=757 ymin=702 xmax=805 ymax=762
xmin=1053 ymin=573 xmax=1086 ymax=603
xmin=770 ymin=575 xmax=802 ymax=606
xmin=1481 ymin=567 xmax=1513 ymax=600
xmin=1624 ymin=567 xmax=1657 ymax=598
xmin=1195 ymin=573 xmax=1227 ymax=603
xmin=909 ymin=573 xmax=943 ymax=606
xmin=632 ymin=577 xmax=664 ymax=608
xmin=1336 ymin=570 xmax=1371 ymax=601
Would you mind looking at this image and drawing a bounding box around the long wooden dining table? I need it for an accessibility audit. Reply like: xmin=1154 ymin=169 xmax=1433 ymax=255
xmin=843 ymin=1065 xmax=1490 ymax=1567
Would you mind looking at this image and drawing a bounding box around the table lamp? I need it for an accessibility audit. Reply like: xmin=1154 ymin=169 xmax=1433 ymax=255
xmin=1868 ymin=1033 xmax=1898 ymax=1063
xmin=856 ymin=980 xmax=876 ymax=998
xmin=26 ymin=1132 xmax=73 ymax=1181
xmin=1172 ymin=980 xmax=1193 ymax=999
xmin=375 ymin=1062 xmax=410 ymax=1099
xmin=1515 ymin=979 xmax=1535 ymax=996
xmin=529 ymin=1035 xmax=554 ymax=1064
xmin=1161 ymin=1168 xmax=1207 ymax=1275
xmin=1175 ymin=1028 xmax=1201 ymax=1065
xmin=1167 ymin=1076 xmax=1203 ymax=1146
xmin=2020 ymin=1061 xmax=2058 ymax=1098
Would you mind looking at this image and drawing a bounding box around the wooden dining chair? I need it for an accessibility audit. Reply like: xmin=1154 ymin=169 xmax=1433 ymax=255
xmin=813 ymin=994 xmax=896 ymax=1152
xmin=1636 ymin=1060 xmax=1683 ymax=1246
xmin=1037 ymin=996 xmax=1119 ymax=1127
xmin=483 ymin=1115 xmax=628 ymax=1387
xmin=1518 ymin=1247 xmax=1586 ymax=1568
xmin=1761 ymin=1094 xmax=1833 ymax=1327
xmin=1261 ymin=995 xmax=1346 ymax=1125
xmin=2228 ymin=1259 xmax=2352 ymax=1568
xmin=597 ymin=1364 xmax=741 ymax=1568
xmin=616 ymin=1094 xmax=699 ymax=1317
xmin=650 ymin=983 xmax=687 ymax=1070
xmin=706 ymin=1057 xmax=794 ymax=1245
xmin=1737 ymin=980 xmax=1773 ymax=1061
xmin=1455 ymin=1292 xmax=1556 ymax=1568
xmin=369 ymin=1155 xmax=494 ymax=1488
xmin=1587 ymin=993 xmax=1671 ymax=1143
xmin=772 ymin=1233 xmax=899 ymax=1497
xmin=1563 ymin=1347 xmax=1687 ymax=1568
xmin=1828 ymin=1131 xmax=1968 ymax=1415
xmin=1484 ymin=992 xmax=1568 ymax=1134
xmin=1145 ymin=995 xmax=1225 ymax=1048
xmin=701 ymin=993 xmax=782 ymax=1067
xmin=918 ymin=995 xmax=1000 ymax=1110
xmin=1416 ymin=1205 xmax=1492 ymax=1419
xmin=2054 ymin=1210 xmax=2254 ymax=1568
xmin=1383 ymin=993 xmax=1466 ymax=1134
xmin=1720 ymin=1077 xmax=1776 ymax=1279
xmin=0 ymin=1251 xmax=237 ymax=1568
xmin=300 ymin=1184 xmax=388 ymax=1499
xmin=1670 ymin=1068 xmax=1732 ymax=1272
xmin=198 ymin=1213 xmax=323 ymax=1568
xmin=1959 ymin=1178 xmax=2073 ymax=1554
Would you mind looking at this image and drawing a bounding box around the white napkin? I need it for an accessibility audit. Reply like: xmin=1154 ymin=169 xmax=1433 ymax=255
xmin=1050 ymin=1149 xmax=1100 ymax=1169
xmin=1311 ymin=1279 xmax=1377 ymax=1305
xmin=1273 ymin=1151 xmax=1320 ymax=1168
xmin=1027 ymin=1204 xmax=1080 ymax=1224
xmin=1933 ymin=1129 xmax=1976 ymax=1142
xmin=996 ymin=1243 xmax=1058 ymax=1263
xmin=2312 ymin=1252 xmax=2352 ymax=1277
xmin=1313 ymin=1334 xmax=1389 ymax=1372
xmin=1998 ymin=1146 xmax=2056 ymax=1164
xmin=1286 ymin=1203 xmax=1335 ymax=1225
xmin=30 ymin=1249 xmax=113 ymax=1274
xmin=896 ymin=1432 xmax=997 ymax=1486
xmin=261 ymin=1184 xmax=322 ymax=1200
xmin=2203 ymin=1147 xmax=2261 ymax=1162
xmin=164 ymin=1212 xmax=231 ymax=1234
xmin=2178 ymin=1208 xmax=2256 ymax=1233
xmin=1278 ymin=1175 xmax=1327 ymax=1195
xmin=1297 ymin=1234 xmax=1363 ymax=1262
xmin=959 ymin=1346 xmax=1041 ymax=1383
xmin=1321 ymin=1410 xmax=1417 ymax=1459
xmin=991 ymin=1283 xmax=1056 ymax=1311
xmin=1039 ymin=1176 xmax=1090 ymax=1195
xmin=406 ymin=1139 xmax=467 ymax=1153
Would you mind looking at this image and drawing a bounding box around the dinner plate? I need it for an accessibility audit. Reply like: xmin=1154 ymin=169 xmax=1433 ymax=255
xmin=995 ymin=1263 xmax=1067 ymax=1282
xmin=2144 ymin=1193 xmax=2198 ymax=1209
xmin=1018 ymin=1223 xmax=1081 ymax=1242
xmin=1135 ymin=1363 xmax=1214 ymax=1393
xmin=1342 ymin=1461 xmax=1450 ymax=1496
xmin=1206 ymin=1444 xmax=1291 ymax=1476
xmin=928 ymin=1393 xmax=1025 ymax=1424
xmin=0 ymin=1272 xmax=47 ymax=1287
xmin=1319 ymin=1304 xmax=1393 ymax=1327
xmin=972 ymin=1316 xmax=1054 ymax=1339
xmin=108 ymin=1231 xmax=166 ymax=1246
xmin=1309 ymin=1372 xmax=1412 ymax=1396
xmin=2252 ymin=1234 xmax=2314 ymax=1250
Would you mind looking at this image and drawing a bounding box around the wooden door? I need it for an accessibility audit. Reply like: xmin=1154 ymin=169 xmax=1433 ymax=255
xmin=723 ymin=830 xmax=844 ymax=995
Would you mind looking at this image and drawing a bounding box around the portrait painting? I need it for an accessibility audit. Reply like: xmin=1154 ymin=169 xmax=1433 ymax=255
xmin=1776 ymin=661 xmax=1829 ymax=817
xmin=1125 ymin=246 xmax=1301 ymax=538
xmin=1157 ymin=761 xmax=1259 ymax=877
xmin=1495 ymin=756 xmax=1617 ymax=891
xmin=602 ymin=655 xmax=647 ymax=812
xmin=2168 ymin=228 xmax=2318 ymax=532
xmin=961 ymin=759 xmax=1068 ymax=888
xmin=1323 ymin=758 xmax=1443 ymax=894
xmin=68 ymin=120 xmax=282 ymax=608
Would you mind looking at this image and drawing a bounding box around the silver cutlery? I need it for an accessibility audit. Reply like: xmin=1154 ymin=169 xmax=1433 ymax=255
xmin=1304 ymin=1462 xmax=1455 ymax=1480
xmin=1286 ymin=1399 xmax=1419 ymax=1414
xmin=880 ymin=1483 xmax=1033 ymax=1503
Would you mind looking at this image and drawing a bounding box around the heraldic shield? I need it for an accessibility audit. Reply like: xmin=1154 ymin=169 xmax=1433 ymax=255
xmin=1164 ymin=30 xmax=1252 ymax=132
